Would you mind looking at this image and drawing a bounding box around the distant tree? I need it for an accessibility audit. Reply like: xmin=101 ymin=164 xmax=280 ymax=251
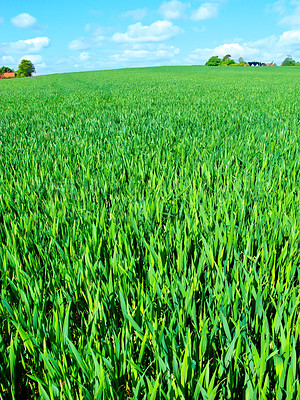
xmin=281 ymin=56 xmax=296 ymax=66
xmin=230 ymin=62 xmax=246 ymax=67
xmin=0 ymin=66 xmax=14 ymax=73
xmin=295 ymin=62 xmax=300 ymax=66
xmin=222 ymin=54 xmax=232 ymax=61
xmin=220 ymin=54 xmax=235 ymax=66
xmin=16 ymin=59 xmax=35 ymax=77
xmin=220 ymin=59 xmax=235 ymax=66
xmin=238 ymin=57 xmax=245 ymax=64
xmin=205 ymin=56 xmax=221 ymax=66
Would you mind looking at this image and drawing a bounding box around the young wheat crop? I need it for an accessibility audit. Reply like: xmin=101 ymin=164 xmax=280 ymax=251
xmin=0 ymin=66 xmax=299 ymax=399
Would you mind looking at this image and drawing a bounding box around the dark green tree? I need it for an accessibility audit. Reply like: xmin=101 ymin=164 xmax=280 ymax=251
xmin=220 ymin=59 xmax=235 ymax=66
xmin=205 ymin=56 xmax=221 ymax=66
xmin=281 ymin=56 xmax=296 ymax=66
xmin=220 ymin=54 xmax=235 ymax=66
xmin=16 ymin=59 xmax=35 ymax=77
xmin=222 ymin=54 xmax=231 ymax=61
xmin=0 ymin=66 xmax=14 ymax=73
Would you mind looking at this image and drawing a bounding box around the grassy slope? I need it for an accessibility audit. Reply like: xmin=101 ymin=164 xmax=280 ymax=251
xmin=0 ymin=66 xmax=299 ymax=399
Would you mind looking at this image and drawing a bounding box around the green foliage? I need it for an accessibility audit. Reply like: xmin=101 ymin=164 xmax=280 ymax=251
xmin=0 ymin=66 xmax=14 ymax=73
xmin=205 ymin=56 xmax=221 ymax=66
xmin=222 ymin=54 xmax=232 ymax=61
xmin=230 ymin=62 xmax=246 ymax=67
xmin=0 ymin=66 xmax=299 ymax=399
xmin=16 ymin=59 xmax=35 ymax=78
xmin=220 ymin=59 xmax=235 ymax=66
xmin=206 ymin=55 xmax=241 ymax=67
xmin=281 ymin=57 xmax=296 ymax=66
xmin=220 ymin=55 xmax=236 ymax=66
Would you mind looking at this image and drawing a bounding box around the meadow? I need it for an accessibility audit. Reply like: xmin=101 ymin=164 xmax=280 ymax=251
xmin=0 ymin=66 xmax=299 ymax=399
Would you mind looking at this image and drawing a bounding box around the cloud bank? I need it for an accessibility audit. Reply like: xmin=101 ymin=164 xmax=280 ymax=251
xmin=112 ymin=20 xmax=183 ymax=43
xmin=187 ymin=29 xmax=300 ymax=64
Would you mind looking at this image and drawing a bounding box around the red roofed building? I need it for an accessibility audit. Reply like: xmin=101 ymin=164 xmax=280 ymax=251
xmin=0 ymin=72 xmax=15 ymax=79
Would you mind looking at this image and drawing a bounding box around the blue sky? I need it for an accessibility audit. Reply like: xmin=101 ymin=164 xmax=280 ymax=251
xmin=0 ymin=0 xmax=299 ymax=74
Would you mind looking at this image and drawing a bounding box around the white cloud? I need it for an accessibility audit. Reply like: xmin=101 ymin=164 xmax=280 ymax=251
xmin=1 ymin=55 xmax=15 ymax=64
xmin=69 ymin=37 xmax=91 ymax=51
xmin=122 ymin=9 xmax=147 ymax=20
xmin=266 ymin=0 xmax=286 ymax=15
xmin=250 ymin=35 xmax=277 ymax=47
xmin=158 ymin=1 xmax=189 ymax=20
xmin=0 ymin=37 xmax=50 ymax=54
xmin=69 ymin=25 xmax=105 ymax=50
xmin=269 ymin=0 xmax=300 ymax=27
xmin=79 ymin=52 xmax=90 ymax=61
xmin=69 ymin=35 xmax=104 ymax=50
xmin=112 ymin=20 xmax=183 ymax=43
xmin=187 ymin=43 xmax=256 ymax=64
xmin=279 ymin=2 xmax=300 ymax=27
xmin=84 ymin=24 xmax=109 ymax=34
xmin=36 ymin=62 xmax=46 ymax=69
xmin=214 ymin=43 xmax=257 ymax=58
xmin=19 ymin=54 xmax=43 ymax=64
xmin=278 ymin=28 xmax=300 ymax=44
xmin=191 ymin=2 xmax=219 ymax=21
xmin=11 ymin=13 xmax=37 ymax=28
xmin=187 ymin=29 xmax=300 ymax=64
xmin=249 ymin=29 xmax=300 ymax=53
xmin=110 ymin=45 xmax=180 ymax=62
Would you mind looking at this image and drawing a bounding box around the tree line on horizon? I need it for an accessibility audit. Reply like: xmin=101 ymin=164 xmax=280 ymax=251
xmin=1 ymin=56 xmax=300 ymax=77
xmin=205 ymin=55 xmax=300 ymax=67
xmin=0 ymin=59 xmax=35 ymax=78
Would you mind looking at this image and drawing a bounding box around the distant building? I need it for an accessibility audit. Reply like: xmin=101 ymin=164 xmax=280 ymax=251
xmin=248 ymin=62 xmax=262 ymax=66
xmin=0 ymin=72 xmax=15 ymax=79
xmin=246 ymin=61 xmax=277 ymax=67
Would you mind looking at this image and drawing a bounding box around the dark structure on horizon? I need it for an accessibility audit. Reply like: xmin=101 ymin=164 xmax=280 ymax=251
xmin=248 ymin=62 xmax=262 ymax=66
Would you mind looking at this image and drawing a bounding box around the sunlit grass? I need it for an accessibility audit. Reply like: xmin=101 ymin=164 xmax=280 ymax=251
xmin=0 ymin=66 xmax=299 ymax=399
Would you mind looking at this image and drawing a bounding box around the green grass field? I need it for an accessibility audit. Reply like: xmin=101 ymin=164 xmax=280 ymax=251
xmin=0 ymin=66 xmax=299 ymax=399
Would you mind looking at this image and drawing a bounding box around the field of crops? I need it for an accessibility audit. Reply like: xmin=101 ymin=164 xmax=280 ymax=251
xmin=0 ymin=66 xmax=299 ymax=399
